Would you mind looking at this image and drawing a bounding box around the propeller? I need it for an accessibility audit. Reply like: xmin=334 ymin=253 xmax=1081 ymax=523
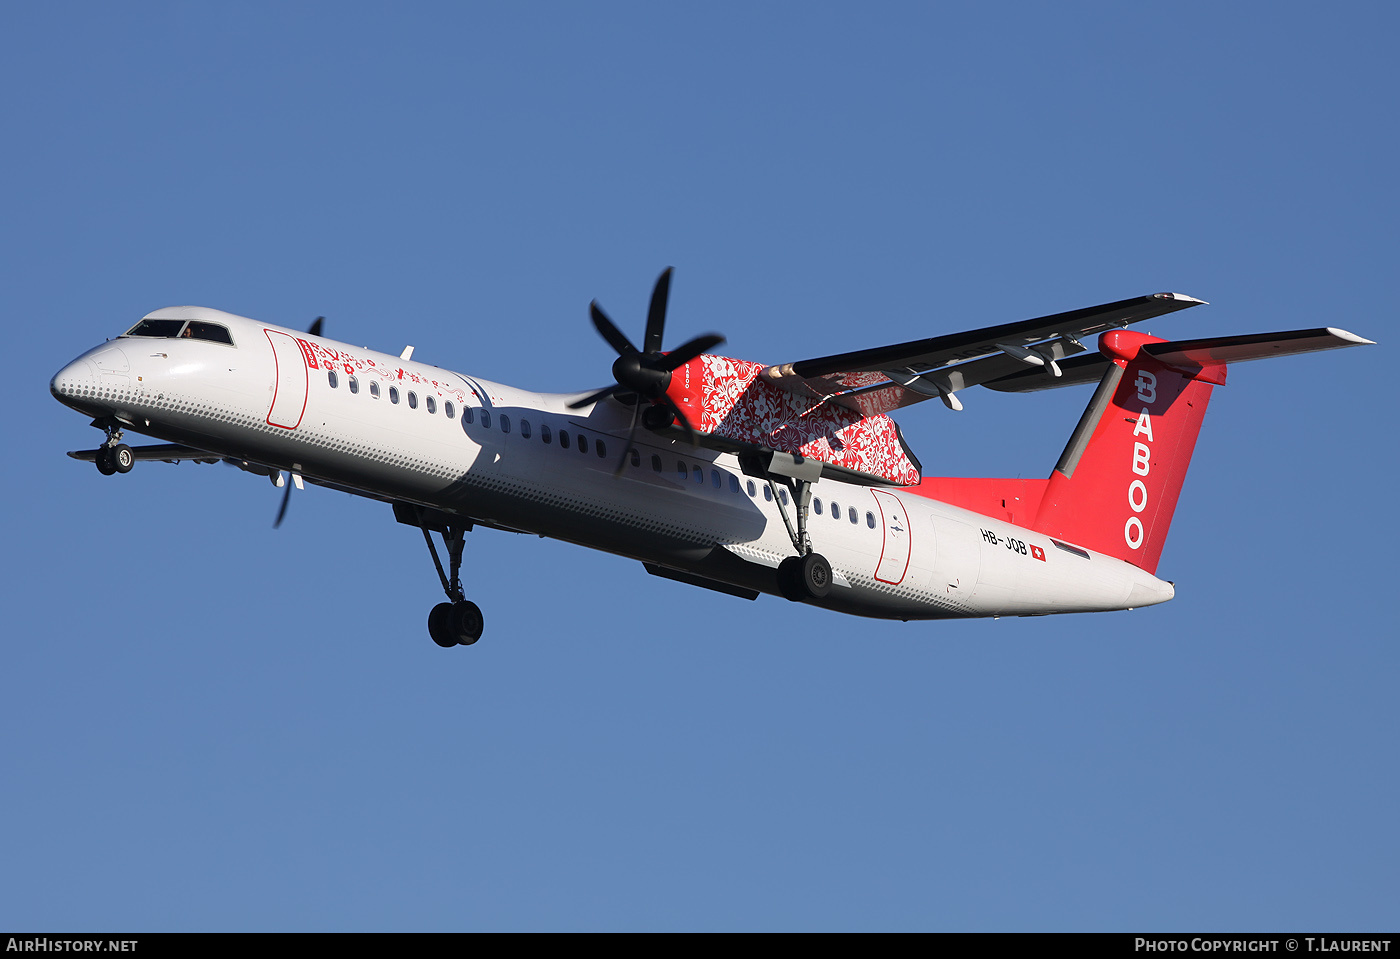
xmin=274 ymin=475 xmax=293 ymax=528
xmin=568 ymin=269 xmax=724 ymax=466
xmin=272 ymin=470 xmax=304 ymax=528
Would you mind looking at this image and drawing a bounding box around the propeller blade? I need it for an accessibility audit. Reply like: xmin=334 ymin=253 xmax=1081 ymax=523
xmin=590 ymin=302 xmax=638 ymax=357
xmin=307 ymin=316 xmax=324 ymax=337
xmin=664 ymin=397 xmax=699 ymax=447
xmin=659 ymin=332 xmax=724 ymax=371
xmin=567 ymin=384 xmax=621 ymax=410
xmin=273 ymin=475 xmax=293 ymax=528
xmin=612 ymin=402 xmax=643 ymax=477
xmin=643 ymin=267 xmax=673 ymax=354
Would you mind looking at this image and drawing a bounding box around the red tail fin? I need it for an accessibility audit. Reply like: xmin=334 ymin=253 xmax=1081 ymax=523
xmin=1032 ymin=330 xmax=1220 ymax=574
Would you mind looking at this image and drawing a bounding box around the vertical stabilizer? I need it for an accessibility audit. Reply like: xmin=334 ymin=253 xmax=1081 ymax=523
xmin=1032 ymin=330 xmax=1219 ymax=574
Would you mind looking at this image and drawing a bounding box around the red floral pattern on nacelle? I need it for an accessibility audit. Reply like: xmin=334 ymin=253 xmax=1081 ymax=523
xmin=667 ymin=355 xmax=921 ymax=487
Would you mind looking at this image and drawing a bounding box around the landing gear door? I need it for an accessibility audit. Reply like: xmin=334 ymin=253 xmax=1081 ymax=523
xmin=871 ymin=489 xmax=912 ymax=585
xmin=265 ymin=329 xmax=310 ymax=430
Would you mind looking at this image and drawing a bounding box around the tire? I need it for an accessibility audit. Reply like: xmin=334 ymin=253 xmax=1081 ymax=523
xmin=95 ymin=447 xmax=117 ymax=476
xmin=776 ymin=556 xmax=806 ymax=602
xmin=428 ymin=602 xmax=456 ymax=647
xmin=450 ymin=601 xmax=484 ymax=645
xmin=112 ymin=444 xmax=135 ymax=473
xmin=799 ymin=553 xmax=832 ymax=599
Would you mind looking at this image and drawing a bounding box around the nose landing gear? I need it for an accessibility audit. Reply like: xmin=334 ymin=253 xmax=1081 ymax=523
xmin=92 ymin=419 xmax=134 ymax=475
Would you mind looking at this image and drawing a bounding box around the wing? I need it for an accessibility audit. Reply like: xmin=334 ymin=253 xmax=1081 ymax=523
xmin=761 ymin=292 xmax=1206 ymax=413
xmin=67 ymin=443 xmax=222 ymax=464
xmin=981 ymin=327 xmax=1376 ymax=392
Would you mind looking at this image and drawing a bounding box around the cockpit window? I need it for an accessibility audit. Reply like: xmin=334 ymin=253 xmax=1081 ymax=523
xmin=125 ymin=319 xmax=186 ymax=338
xmin=184 ymin=321 xmax=233 ymax=344
xmin=123 ymin=318 xmax=234 ymax=345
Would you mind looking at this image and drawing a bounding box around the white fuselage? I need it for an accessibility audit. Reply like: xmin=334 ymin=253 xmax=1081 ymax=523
xmin=51 ymin=307 xmax=1174 ymax=620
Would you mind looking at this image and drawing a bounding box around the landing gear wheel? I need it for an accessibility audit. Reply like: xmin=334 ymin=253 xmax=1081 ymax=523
xmin=777 ymin=556 xmax=806 ymax=602
xmin=799 ymin=552 xmax=832 ymax=599
xmin=111 ymin=444 xmax=134 ymax=473
xmin=95 ymin=447 xmax=117 ymax=476
xmin=777 ymin=553 xmax=832 ymax=601
xmin=449 ymin=601 xmax=483 ymax=646
xmin=428 ymin=602 xmax=457 ymax=647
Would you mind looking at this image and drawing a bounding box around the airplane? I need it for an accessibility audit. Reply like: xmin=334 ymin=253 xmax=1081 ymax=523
xmin=49 ymin=270 xmax=1373 ymax=647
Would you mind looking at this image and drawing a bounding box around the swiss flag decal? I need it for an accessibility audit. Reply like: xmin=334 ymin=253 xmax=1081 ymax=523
xmin=1030 ymin=545 xmax=1046 ymax=561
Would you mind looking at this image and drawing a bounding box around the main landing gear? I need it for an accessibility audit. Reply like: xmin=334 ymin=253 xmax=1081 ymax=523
xmin=395 ymin=503 xmax=484 ymax=648
xmin=92 ymin=418 xmax=134 ymax=475
xmin=741 ymin=452 xmax=832 ymax=603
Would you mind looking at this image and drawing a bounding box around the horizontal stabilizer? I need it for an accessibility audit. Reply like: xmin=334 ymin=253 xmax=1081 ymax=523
xmin=982 ymin=327 xmax=1374 ymax=392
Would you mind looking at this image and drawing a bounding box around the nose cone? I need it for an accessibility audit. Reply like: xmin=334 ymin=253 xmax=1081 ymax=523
xmin=50 ymin=355 xmax=98 ymax=407
xmin=51 ymin=344 xmax=133 ymax=415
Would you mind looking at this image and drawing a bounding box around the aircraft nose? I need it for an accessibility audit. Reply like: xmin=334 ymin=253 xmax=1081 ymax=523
xmin=50 ymin=356 xmax=97 ymax=401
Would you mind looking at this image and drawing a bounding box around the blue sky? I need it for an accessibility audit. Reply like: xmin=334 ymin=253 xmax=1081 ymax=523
xmin=3 ymin=1 xmax=1396 ymax=931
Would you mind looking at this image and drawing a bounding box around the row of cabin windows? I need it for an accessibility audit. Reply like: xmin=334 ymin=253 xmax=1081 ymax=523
xmin=326 ymin=369 xmax=458 ymax=419
xmin=463 ymin=406 xmax=614 ymax=459
xmin=325 ymin=369 xmax=881 ymax=530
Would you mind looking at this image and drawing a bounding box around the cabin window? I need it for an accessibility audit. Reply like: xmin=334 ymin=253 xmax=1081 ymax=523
xmin=867 ymin=511 xmax=877 ymax=529
xmin=677 ymin=461 xmax=687 ymax=480
xmin=462 ymin=405 xmax=473 ymax=424
xmin=629 ymin=449 xmax=640 ymax=467
xmin=711 ymin=470 xmax=721 ymax=489
xmin=327 ymin=370 xmax=339 ymax=389
xmin=848 ymin=507 xmax=858 ymax=524
xmin=746 ymin=480 xmax=756 ymax=497
xmin=389 ymin=386 xmax=399 ymax=404
xmin=425 ymin=395 xmax=436 ymax=414
xmin=729 ymin=475 xmax=740 ymax=493
xmin=369 ymin=381 xmax=380 ymax=399
xmin=480 ymin=410 xmax=491 ymax=429
xmin=779 ymin=488 xmax=789 ymax=506
xmin=651 ymin=454 xmax=662 ymax=472
xmin=596 ymin=439 xmax=606 ymax=458
xmin=763 ymin=485 xmax=773 ymax=502
xmin=520 ymin=419 xmax=531 ymax=439
xmin=577 ymin=434 xmax=588 ymax=454
xmin=407 ymin=391 xmax=418 ymax=409
xmin=691 ymin=466 xmax=702 ymax=484
xmin=830 ymin=501 xmax=839 ymax=518
xmin=348 ymin=376 xmax=359 ymax=394
xmin=444 ymin=400 xmax=455 ymax=419
xmin=814 ymin=498 xmax=824 ymax=515
xmin=541 ymin=424 xmax=552 ymax=444
xmin=559 ymin=429 xmax=570 ymax=449
xmin=500 ymin=414 xmax=511 ymax=434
